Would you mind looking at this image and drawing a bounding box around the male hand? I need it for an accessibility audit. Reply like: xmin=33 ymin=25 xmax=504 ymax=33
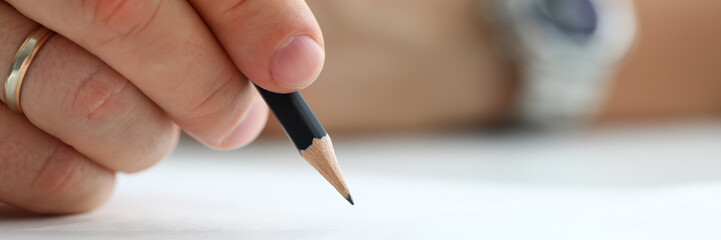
xmin=0 ymin=0 xmax=324 ymax=214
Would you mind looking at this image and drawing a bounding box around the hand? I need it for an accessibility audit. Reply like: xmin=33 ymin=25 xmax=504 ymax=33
xmin=0 ymin=0 xmax=325 ymax=214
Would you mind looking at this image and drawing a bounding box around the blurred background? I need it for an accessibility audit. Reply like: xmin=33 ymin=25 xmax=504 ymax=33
xmin=251 ymin=0 xmax=721 ymax=136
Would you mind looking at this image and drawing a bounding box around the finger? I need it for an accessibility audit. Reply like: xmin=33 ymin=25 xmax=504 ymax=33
xmin=0 ymin=107 xmax=115 ymax=214
xmin=5 ymin=0 xmax=268 ymax=149
xmin=189 ymin=0 xmax=325 ymax=93
xmin=0 ymin=3 xmax=179 ymax=172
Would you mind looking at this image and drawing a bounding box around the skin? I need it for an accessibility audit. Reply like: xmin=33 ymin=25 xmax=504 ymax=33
xmin=0 ymin=0 xmax=324 ymax=214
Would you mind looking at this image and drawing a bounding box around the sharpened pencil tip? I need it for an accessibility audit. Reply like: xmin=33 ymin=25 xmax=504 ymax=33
xmin=345 ymin=194 xmax=354 ymax=205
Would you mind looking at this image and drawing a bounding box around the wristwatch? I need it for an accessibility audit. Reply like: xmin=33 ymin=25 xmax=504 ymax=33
xmin=489 ymin=0 xmax=637 ymax=128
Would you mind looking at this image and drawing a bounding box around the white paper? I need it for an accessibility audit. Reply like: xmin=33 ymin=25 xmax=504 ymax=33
xmin=3 ymin=123 xmax=721 ymax=239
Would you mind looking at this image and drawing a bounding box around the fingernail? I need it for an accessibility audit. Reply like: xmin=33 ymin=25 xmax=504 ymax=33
xmin=271 ymin=35 xmax=324 ymax=90
xmin=220 ymin=97 xmax=268 ymax=149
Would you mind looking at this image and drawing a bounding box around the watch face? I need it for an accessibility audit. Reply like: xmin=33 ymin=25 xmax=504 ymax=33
xmin=535 ymin=0 xmax=598 ymax=39
xmin=491 ymin=0 xmax=636 ymax=63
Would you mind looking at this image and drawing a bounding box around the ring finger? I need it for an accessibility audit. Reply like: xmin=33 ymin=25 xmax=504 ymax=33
xmin=0 ymin=3 xmax=179 ymax=173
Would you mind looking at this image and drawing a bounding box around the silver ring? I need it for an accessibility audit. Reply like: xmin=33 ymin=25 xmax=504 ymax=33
xmin=4 ymin=26 xmax=53 ymax=113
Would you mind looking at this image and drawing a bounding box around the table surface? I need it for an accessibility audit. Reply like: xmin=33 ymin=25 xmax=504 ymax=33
xmin=2 ymin=122 xmax=721 ymax=239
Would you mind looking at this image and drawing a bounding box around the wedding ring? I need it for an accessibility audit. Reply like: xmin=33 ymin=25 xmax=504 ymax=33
xmin=4 ymin=26 xmax=53 ymax=113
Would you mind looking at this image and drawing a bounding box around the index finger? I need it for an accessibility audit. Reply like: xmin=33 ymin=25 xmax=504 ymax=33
xmin=188 ymin=0 xmax=325 ymax=93
xmin=6 ymin=0 xmax=267 ymax=149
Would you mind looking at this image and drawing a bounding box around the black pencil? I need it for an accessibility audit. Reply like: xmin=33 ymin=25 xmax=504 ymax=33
xmin=256 ymin=86 xmax=353 ymax=205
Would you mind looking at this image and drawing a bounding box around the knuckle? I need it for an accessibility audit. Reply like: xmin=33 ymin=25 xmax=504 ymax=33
xmin=174 ymin=67 xmax=253 ymax=146
xmin=88 ymin=0 xmax=164 ymax=46
xmin=119 ymin=125 xmax=180 ymax=173
xmin=62 ymin=64 xmax=177 ymax=174
xmin=29 ymin=143 xmax=114 ymax=214
xmin=32 ymin=144 xmax=84 ymax=197
xmin=67 ymin=69 xmax=178 ymax=173
xmin=219 ymin=0 xmax=252 ymax=19
xmin=68 ymin=65 xmax=132 ymax=125
xmin=182 ymin=68 xmax=244 ymax=122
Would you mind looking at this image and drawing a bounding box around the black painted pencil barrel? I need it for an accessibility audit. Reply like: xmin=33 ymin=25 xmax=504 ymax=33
xmin=256 ymin=85 xmax=352 ymax=204
xmin=256 ymin=86 xmax=327 ymax=151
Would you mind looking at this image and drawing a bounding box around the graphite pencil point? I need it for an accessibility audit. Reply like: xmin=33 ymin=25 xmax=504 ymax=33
xmin=346 ymin=194 xmax=354 ymax=205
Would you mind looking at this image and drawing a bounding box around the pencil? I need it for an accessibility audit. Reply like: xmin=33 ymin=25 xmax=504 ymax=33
xmin=256 ymin=86 xmax=353 ymax=205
